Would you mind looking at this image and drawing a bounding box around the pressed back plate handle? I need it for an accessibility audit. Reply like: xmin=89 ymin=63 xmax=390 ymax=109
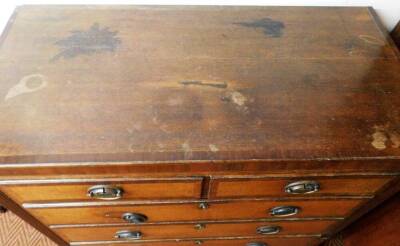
xmin=87 ymin=185 xmax=123 ymax=200
xmin=256 ymin=225 xmax=281 ymax=235
xmin=121 ymin=212 xmax=148 ymax=224
xmin=269 ymin=206 xmax=300 ymax=217
xmin=285 ymin=180 xmax=320 ymax=194
xmin=114 ymin=230 xmax=142 ymax=240
xmin=247 ymin=242 xmax=268 ymax=246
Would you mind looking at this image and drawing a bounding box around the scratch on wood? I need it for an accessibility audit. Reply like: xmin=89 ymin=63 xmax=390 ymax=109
xmin=179 ymin=80 xmax=228 ymax=89
xmin=5 ymin=74 xmax=47 ymax=101
xmin=358 ymin=35 xmax=385 ymax=46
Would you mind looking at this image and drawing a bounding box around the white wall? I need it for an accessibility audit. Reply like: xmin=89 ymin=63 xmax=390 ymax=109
xmin=0 ymin=0 xmax=399 ymax=35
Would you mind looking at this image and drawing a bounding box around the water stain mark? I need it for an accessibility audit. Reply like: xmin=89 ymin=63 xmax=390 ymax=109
xmin=51 ymin=23 xmax=121 ymax=61
xmin=371 ymin=125 xmax=400 ymax=150
xmin=371 ymin=128 xmax=388 ymax=150
xmin=209 ymin=144 xmax=219 ymax=153
xmin=221 ymin=90 xmax=249 ymax=114
xmin=5 ymin=74 xmax=48 ymax=101
xmin=179 ymin=80 xmax=228 ymax=89
xmin=182 ymin=141 xmax=193 ymax=159
xmin=235 ymin=18 xmax=285 ymax=38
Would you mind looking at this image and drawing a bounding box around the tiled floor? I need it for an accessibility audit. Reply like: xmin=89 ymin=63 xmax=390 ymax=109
xmin=0 ymin=210 xmax=55 ymax=246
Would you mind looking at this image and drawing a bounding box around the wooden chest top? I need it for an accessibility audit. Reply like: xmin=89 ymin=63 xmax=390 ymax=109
xmin=1 ymin=6 xmax=400 ymax=164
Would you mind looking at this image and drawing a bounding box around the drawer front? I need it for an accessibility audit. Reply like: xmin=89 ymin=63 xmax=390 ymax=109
xmin=55 ymin=220 xmax=334 ymax=241
xmin=69 ymin=237 xmax=321 ymax=246
xmin=210 ymin=176 xmax=393 ymax=198
xmin=29 ymin=199 xmax=363 ymax=225
xmin=0 ymin=178 xmax=203 ymax=203
xmin=197 ymin=238 xmax=321 ymax=246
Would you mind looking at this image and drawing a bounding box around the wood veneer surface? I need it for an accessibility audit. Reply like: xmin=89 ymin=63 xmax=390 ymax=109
xmin=0 ymin=6 xmax=400 ymax=164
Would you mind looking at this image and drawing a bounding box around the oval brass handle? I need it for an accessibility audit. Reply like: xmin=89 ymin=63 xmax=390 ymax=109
xmin=122 ymin=212 xmax=148 ymax=224
xmin=194 ymin=240 xmax=203 ymax=245
xmin=87 ymin=185 xmax=123 ymax=200
xmin=269 ymin=206 xmax=300 ymax=217
xmin=114 ymin=230 xmax=142 ymax=240
xmin=285 ymin=181 xmax=320 ymax=194
xmin=247 ymin=242 xmax=268 ymax=246
xmin=256 ymin=225 xmax=281 ymax=235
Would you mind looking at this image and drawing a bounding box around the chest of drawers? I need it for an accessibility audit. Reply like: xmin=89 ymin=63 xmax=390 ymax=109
xmin=0 ymin=5 xmax=400 ymax=246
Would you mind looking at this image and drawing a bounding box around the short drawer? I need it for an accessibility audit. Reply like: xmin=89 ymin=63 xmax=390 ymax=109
xmin=210 ymin=176 xmax=393 ymax=198
xmin=54 ymin=220 xmax=334 ymax=242
xmin=27 ymin=199 xmax=364 ymax=225
xmin=68 ymin=237 xmax=321 ymax=246
xmin=0 ymin=177 xmax=203 ymax=203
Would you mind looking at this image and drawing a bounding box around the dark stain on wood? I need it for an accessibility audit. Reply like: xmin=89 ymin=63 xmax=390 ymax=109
xmin=179 ymin=80 xmax=228 ymax=89
xmin=235 ymin=18 xmax=285 ymax=37
xmin=51 ymin=23 xmax=120 ymax=61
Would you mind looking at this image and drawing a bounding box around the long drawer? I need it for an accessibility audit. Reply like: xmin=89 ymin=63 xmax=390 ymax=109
xmin=54 ymin=220 xmax=334 ymax=241
xmin=210 ymin=176 xmax=393 ymax=198
xmin=69 ymin=237 xmax=321 ymax=246
xmin=0 ymin=177 xmax=203 ymax=203
xmin=27 ymin=199 xmax=364 ymax=225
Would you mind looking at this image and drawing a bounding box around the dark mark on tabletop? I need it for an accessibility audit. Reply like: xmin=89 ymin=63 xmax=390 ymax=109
xmin=235 ymin=18 xmax=285 ymax=38
xmin=51 ymin=23 xmax=121 ymax=61
xmin=179 ymin=80 xmax=228 ymax=89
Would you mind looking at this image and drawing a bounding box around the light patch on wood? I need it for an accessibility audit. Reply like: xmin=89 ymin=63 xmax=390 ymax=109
xmin=182 ymin=141 xmax=193 ymax=159
xmin=228 ymin=91 xmax=246 ymax=106
xmin=209 ymin=144 xmax=219 ymax=152
xmin=371 ymin=130 xmax=387 ymax=150
xmin=152 ymin=117 xmax=159 ymax=124
xmin=358 ymin=35 xmax=385 ymax=46
xmin=5 ymin=74 xmax=47 ymax=101
xmin=371 ymin=125 xmax=400 ymax=150
xmin=222 ymin=90 xmax=249 ymax=113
